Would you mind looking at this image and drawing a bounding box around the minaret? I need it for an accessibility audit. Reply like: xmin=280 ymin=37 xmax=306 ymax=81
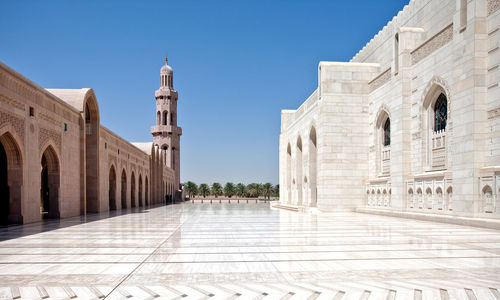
xmin=152 ymin=56 xmax=182 ymax=192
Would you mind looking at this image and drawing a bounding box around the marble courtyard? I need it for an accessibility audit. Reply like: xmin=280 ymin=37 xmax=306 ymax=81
xmin=0 ymin=202 xmax=499 ymax=299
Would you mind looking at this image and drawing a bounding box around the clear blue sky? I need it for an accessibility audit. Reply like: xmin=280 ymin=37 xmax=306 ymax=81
xmin=1 ymin=0 xmax=408 ymax=185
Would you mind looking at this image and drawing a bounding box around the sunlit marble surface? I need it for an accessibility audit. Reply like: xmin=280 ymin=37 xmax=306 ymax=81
xmin=1 ymin=203 xmax=500 ymax=299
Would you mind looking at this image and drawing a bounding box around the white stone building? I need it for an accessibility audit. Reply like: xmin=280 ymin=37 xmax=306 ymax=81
xmin=279 ymin=0 xmax=500 ymax=221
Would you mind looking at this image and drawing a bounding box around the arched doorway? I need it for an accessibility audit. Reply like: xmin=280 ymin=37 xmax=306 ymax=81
xmin=145 ymin=176 xmax=149 ymax=205
xmin=138 ymin=174 xmax=143 ymax=207
xmin=40 ymin=146 xmax=60 ymax=219
xmin=0 ymin=132 xmax=23 ymax=225
xmin=85 ymin=99 xmax=100 ymax=213
xmin=121 ymin=169 xmax=127 ymax=209
xmin=109 ymin=166 xmax=116 ymax=211
xmin=131 ymin=172 xmax=136 ymax=208
xmin=309 ymin=127 xmax=317 ymax=207
xmin=0 ymin=142 xmax=8 ymax=225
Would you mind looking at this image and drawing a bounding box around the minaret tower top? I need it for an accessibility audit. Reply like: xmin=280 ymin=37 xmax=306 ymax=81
xmin=160 ymin=56 xmax=174 ymax=89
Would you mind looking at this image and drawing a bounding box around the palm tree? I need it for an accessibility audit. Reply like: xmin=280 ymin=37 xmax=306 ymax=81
xmin=273 ymin=184 xmax=279 ymax=198
xmin=262 ymin=183 xmax=272 ymax=200
xmin=184 ymin=181 xmax=198 ymax=199
xmin=246 ymin=183 xmax=261 ymax=198
xmin=211 ymin=182 xmax=222 ymax=198
xmin=199 ymin=184 xmax=210 ymax=198
xmin=224 ymin=182 xmax=235 ymax=198
xmin=236 ymin=183 xmax=246 ymax=198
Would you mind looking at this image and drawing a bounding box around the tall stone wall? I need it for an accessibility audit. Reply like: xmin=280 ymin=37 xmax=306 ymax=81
xmin=280 ymin=0 xmax=500 ymax=219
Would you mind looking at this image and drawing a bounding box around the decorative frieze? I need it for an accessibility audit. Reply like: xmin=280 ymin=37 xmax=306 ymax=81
xmin=407 ymin=178 xmax=452 ymax=211
xmin=366 ymin=181 xmax=391 ymax=207
xmin=411 ymin=24 xmax=453 ymax=65
xmin=369 ymin=68 xmax=391 ymax=92
xmin=488 ymin=107 xmax=500 ymax=119
xmin=488 ymin=0 xmax=500 ymax=16
xmin=39 ymin=127 xmax=61 ymax=153
xmin=0 ymin=95 xmax=25 ymax=111
xmin=0 ymin=110 xmax=25 ymax=145
xmin=39 ymin=112 xmax=61 ymax=127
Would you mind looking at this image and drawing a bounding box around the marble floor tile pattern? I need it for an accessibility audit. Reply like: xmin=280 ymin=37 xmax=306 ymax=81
xmin=0 ymin=203 xmax=500 ymax=299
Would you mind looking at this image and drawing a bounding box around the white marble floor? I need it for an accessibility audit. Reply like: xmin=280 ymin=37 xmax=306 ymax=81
xmin=0 ymin=203 xmax=500 ymax=299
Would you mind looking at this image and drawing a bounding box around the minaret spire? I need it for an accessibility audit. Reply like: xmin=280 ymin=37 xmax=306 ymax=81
xmin=152 ymin=56 xmax=182 ymax=198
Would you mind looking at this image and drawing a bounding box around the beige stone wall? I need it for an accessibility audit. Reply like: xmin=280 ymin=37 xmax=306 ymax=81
xmin=0 ymin=60 xmax=179 ymax=225
xmin=280 ymin=0 xmax=500 ymax=219
xmin=0 ymin=62 xmax=81 ymax=223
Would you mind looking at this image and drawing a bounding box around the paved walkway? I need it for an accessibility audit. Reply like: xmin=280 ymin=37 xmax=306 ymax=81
xmin=0 ymin=203 xmax=500 ymax=299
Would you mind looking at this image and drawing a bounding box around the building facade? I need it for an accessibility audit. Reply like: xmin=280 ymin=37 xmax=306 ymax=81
xmin=280 ymin=0 xmax=500 ymax=220
xmin=0 ymin=57 xmax=180 ymax=225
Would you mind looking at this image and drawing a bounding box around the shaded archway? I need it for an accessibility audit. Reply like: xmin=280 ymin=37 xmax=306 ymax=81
xmin=375 ymin=108 xmax=390 ymax=175
xmin=483 ymin=185 xmax=493 ymax=213
xmin=446 ymin=186 xmax=453 ymax=211
xmin=0 ymin=132 xmax=23 ymax=225
xmin=309 ymin=127 xmax=317 ymax=207
xmin=121 ymin=169 xmax=127 ymax=209
xmin=131 ymin=172 xmax=136 ymax=208
xmin=145 ymin=176 xmax=149 ymax=205
xmin=40 ymin=145 xmax=60 ymax=219
xmin=109 ymin=165 xmax=117 ymax=211
xmin=85 ymin=98 xmax=100 ymax=213
xmin=408 ymin=188 xmax=414 ymax=208
xmin=138 ymin=174 xmax=143 ymax=207
xmin=296 ymin=136 xmax=303 ymax=205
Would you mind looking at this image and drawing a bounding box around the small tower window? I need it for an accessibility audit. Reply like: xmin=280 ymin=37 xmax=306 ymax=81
xmin=163 ymin=111 xmax=168 ymax=126
xmin=157 ymin=111 xmax=161 ymax=125
xmin=460 ymin=0 xmax=467 ymax=31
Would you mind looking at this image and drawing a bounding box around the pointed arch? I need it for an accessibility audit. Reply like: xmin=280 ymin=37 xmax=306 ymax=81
xmin=308 ymin=126 xmax=317 ymax=207
xmin=0 ymin=131 xmax=23 ymax=225
xmin=138 ymin=174 xmax=143 ymax=207
xmin=131 ymin=171 xmax=136 ymax=208
xmin=84 ymin=92 xmax=100 ymax=213
xmin=286 ymin=142 xmax=292 ymax=204
xmin=40 ymin=144 xmax=60 ymax=219
xmin=162 ymin=111 xmax=168 ymax=126
xmin=375 ymin=107 xmax=391 ymax=175
xmin=145 ymin=176 xmax=149 ymax=206
xmin=296 ymin=135 xmax=303 ymax=205
xmin=121 ymin=169 xmax=127 ymax=209
xmin=109 ymin=164 xmax=117 ymax=211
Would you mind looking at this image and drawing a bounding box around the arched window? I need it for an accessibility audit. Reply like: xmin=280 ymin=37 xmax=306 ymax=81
xmin=162 ymin=145 xmax=168 ymax=164
xmin=383 ymin=118 xmax=390 ymax=146
xmin=163 ymin=111 xmax=168 ymax=126
xmin=156 ymin=111 xmax=161 ymax=125
xmin=434 ymin=93 xmax=447 ymax=132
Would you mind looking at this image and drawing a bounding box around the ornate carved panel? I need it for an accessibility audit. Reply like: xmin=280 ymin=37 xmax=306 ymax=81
xmin=411 ymin=24 xmax=453 ymax=65
xmin=39 ymin=127 xmax=61 ymax=153
xmin=0 ymin=94 xmax=25 ymax=111
xmin=369 ymin=68 xmax=391 ymax=92
xmin=488 ymin=0 xmax=500 ymax=16
xmin=0 ymin=110 xmax=25 ymax=145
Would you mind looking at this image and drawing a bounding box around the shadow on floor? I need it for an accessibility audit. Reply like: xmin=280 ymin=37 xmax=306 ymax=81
xmin=0 ymin=202 xmax=179 ymax=242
